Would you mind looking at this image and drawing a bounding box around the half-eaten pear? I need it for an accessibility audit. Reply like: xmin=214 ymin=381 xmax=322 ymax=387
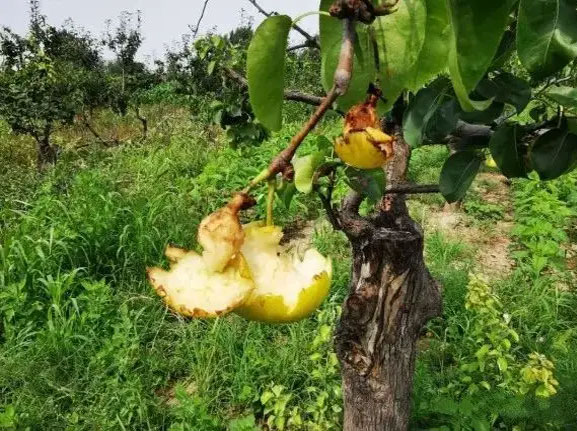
xmin=334 ymin=89 xmax=394 ymax=169
xmin=147 ymin=194 xmax=253 ymax=318
xmin=234 ymin=222 xmax=332 ymax=323
xmin=147 ymin=245 xmax=254 ymax=318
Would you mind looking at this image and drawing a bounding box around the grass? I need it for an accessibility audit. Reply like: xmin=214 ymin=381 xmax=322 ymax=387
xmin=1 ymin=106 xmax=577 ymax=430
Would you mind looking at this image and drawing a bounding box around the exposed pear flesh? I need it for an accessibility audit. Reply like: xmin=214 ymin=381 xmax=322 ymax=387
xmin=147 ymin=246 xmax=254 ymax=318
xmin=235 ymin=222 xmax=332 ymax=323
xmin=197 ymin=197 xmax=245 ymax=273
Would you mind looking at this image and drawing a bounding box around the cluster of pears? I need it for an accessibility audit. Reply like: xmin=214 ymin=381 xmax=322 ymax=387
xmin=147 ymin=194 xmax=332 ymax=323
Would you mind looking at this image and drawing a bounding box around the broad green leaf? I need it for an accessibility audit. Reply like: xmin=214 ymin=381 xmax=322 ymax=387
xmin=491 ymin=29 xmax=516 ymax=69
xmin=315 ymin=135 xmax=333 ymax=152
xmin=403 ymin=86 xmax=445 ymax=147
xmin=545 ymin=86 xmax=577 ymax=110
xmin=439 ymin=151 xmax=482 ymax=202
xmin=293 ymin=152 xmax=325 ymax=194
xmin=446 ymin=0 xmax=513 ymax=111
xmin=247 ymin=15 xmax=291 ymax=131
xmin=425 ymin=98 xmax=461 ymax=142
xmin=406 ymin=0 xmax=451 ymax=90
xmin=344 ymin=168 xmax=386 ymax=203
xmin=275 ymin=181 xmax=297 ymax=209
xmin=531 ymin=128 xmax=577 ymax=180
xmin=477 ymin=72 xmax=532 ymax=113
xmin=517 ymin=0 xmax=577 ymax=78
xmin=489 ymin=124 xmax=528 ymax=178
xmin=320 ymin=0 xmax=376 ymax=110
xmin=497 ymin=357 xmax=509 ymax=372
xmin=471 ymin=419 xmax=491 ymax=431
xmin=459 ymin=102 xmax=504 ymax=125
xmin=373 ymin=0 xmax=427 ymax=109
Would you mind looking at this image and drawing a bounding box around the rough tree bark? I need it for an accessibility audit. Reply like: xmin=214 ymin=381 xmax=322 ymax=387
xmin=335 ymin=132 xmax=443 ymax=431
xmin=34 ymin=125 xmax=57 ymax=170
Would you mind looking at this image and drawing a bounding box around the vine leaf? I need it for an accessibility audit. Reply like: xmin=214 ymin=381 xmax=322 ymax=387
xmin=489 ymin=124 xmax=528 ymax=178
xmin=545 ymin=86 xmax=577 ymax=111
xmin=531 ymin=128 xmax=577 ymax=180
xmin=446 ymin=0 xmax=513 ymax=111
xmin=517 ymin=0 xmax=577 ymax=78
xmin=439 ymin=151 xmax=483 ymax=202
xmin=247 ymin=15 xmax=292 ymax=131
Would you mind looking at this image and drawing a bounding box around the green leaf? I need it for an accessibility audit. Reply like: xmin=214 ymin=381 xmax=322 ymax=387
xmin=446 ymin=0 xmax=513 ymax=111
xmin=477 ymin=72 xmax=532 ymax=113
xmin=293 ymin=152 xmax=325 ymax=194
xmin=459 ymin=101 xmax=504 ymax=125
xmin=490 ymin=124 xmax=528 ymax=178
xmin=545 ymin=86 xmax=577 ymax=110
xmin=439 ymin=151 xmax=482 ymax=202
xmin=247 ymin=15 xmax=291 ymax=131
xmin=517 ymin=0 xmax=577 ymax=78
xmin=497 ymin=357 xmax=509 ymax=372
xmin=531 ymin=128 xmax=577 ymax=180
xmin=471 ymin=419 xmax=491 ymax=431
xmin=403 ymin=86 xmax=445 ymax=147
xmin=276 ymin=181 xmax=296 ymax=209
xmin=425 ymin=98 xmax=461 ymax=142
xmin=373 ymin=0 xmax=427 ymax=109
xmin=315 ymin=135 xmax=333 ymax=153
xmin=344 ymin=168 xmax=386 ymax=203
xmin=492 ymin=29 xmax=516 ymax=69
xmin=475 ymin=344 xmax=491 ymax=360
xmin=228 ymin=415 xmax=258 ymax=431
xmin=406 ymin=0 xmax=451 ymax=90
xmin=320 ymin=0 xmax=376 ymax=110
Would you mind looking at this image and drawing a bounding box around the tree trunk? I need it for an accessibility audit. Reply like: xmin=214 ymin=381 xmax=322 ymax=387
xmin=35 ymin=133 xmax=57 ymax=170
xmin=335 ymin=135 xmax=442 ymax=431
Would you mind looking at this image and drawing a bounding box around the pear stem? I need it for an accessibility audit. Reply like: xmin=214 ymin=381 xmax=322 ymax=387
xmin=266 ymin=179 xmax=276 ymax=226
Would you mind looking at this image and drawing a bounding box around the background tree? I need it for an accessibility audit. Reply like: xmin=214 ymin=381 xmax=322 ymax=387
xmin=241 ymin=0 xmax=577 ymax=429
xmin=0 ymin=10 xmax=86 ymax=168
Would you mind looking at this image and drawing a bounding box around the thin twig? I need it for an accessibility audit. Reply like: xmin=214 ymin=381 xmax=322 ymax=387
xmin=247 ymin=0 xmax=320 ymax=49
xmin=190 ymin=0 xmax=210 ymax=39
xmin=80 ymin=114 xmax=120 ymax=147
xmin=224 ymin=67 xmax=326 ymax=107
xmin=535 ymin=76 xmax=573 ymax=96
xmin=242 ymin=19 xmax=355 ymax=193
xmin=384 ymin=184 xmax=440 ymax=194
xmin=287 ymin=42 xmax=313 ymax=52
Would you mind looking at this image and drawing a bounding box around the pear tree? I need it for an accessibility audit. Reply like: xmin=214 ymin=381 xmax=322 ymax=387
xmin=149 ymin=0 xmax=577 ymax=429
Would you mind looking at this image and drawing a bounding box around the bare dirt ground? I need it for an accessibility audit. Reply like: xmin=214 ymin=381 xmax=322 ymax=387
xmin=421 ymin=172 xmax=515 ymax=279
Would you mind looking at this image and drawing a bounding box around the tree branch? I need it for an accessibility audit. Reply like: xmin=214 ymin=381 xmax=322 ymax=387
xmin=247 ymin=0 xmax=320 ymax=49
xmin=242 ymin=18 xmax=355 ymax=194
xmin=190 ymin=0 xmax=210 ymax=39
xmin=385 ymin=184 xmax=440 ymax=194
xmin=80 ymin=114 xmax=120 ymax=147
xmin=287 ymin=42 xmax=315 ymax=52
xmin=224 ymin=66 xmax=326 ymax=107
